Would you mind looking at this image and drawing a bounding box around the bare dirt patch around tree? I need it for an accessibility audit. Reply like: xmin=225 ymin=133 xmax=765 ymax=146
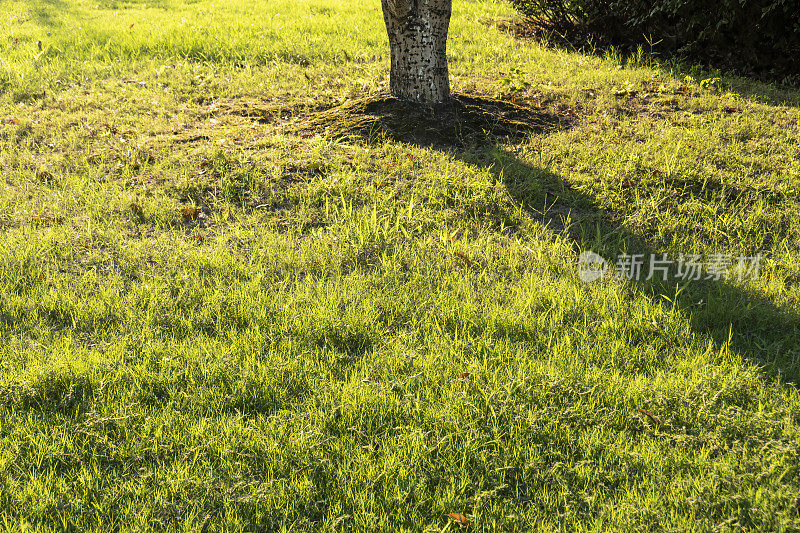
xmin=292 ymin=93 xmax=569 ymax=148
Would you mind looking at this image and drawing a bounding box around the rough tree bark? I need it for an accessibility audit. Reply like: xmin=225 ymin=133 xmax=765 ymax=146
xmin=381 ymin=0 xmax=452 ymax=105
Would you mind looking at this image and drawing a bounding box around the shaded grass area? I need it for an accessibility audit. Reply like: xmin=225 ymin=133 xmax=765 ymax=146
xmin=1 ymin=0 xmax=800 ymax=530
xmin=483 ymin=18 xmax=800 ymax=114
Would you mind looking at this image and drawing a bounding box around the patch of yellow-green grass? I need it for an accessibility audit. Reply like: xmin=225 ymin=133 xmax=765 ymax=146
xmin=1 ymin=0 xmax=800 ymax=530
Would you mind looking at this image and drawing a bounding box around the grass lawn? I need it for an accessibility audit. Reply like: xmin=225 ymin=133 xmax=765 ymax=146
xmin=1 ymin=0 xmax=800 ymax=530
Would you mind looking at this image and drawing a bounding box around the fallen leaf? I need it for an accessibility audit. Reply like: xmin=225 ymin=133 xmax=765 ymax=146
xmin=6 ymin=118 xmax=20 ymax=125
xmin=31 ymin=215 xmax=64 ymax=224
xmin=453 ymin=251 xmax=471 ymax=263
xmin=447 ymin=513 xmax=470 ymax=527
xmin=454 ymin=372 xmax=472 ymax=382
xmin=181 ymin=207 xmax=201 ymax=220
xmin=191 ymin=234 xmax=205 ymax=242
xmin=37 ymin=171 xmax=54 ymax=182
xmin=634 ymin=408 xmax=663 ymax=428
xmin=723 ymin=106 xmax=740 ymax=114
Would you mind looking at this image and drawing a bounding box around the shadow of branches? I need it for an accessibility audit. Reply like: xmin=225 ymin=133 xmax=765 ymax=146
xmin=484 ymin=148 xmax=800 ymax=386
xmin=304 ymin=92 xmax=800 ymax=387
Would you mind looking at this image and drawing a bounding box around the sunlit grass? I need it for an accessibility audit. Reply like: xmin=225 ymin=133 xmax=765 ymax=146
xmin=1 ymin=0 xmax=800 ymax=530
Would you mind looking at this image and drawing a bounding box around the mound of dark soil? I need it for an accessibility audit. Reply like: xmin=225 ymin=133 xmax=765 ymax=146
xmin=294 ymin=93 xmax=566 ymax=148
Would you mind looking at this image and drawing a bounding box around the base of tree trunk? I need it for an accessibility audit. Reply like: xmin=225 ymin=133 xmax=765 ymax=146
xmin=382 ymin=0 xmax=452 ymax=105
xmin=294 ymin=93 xmax=567 ymax=148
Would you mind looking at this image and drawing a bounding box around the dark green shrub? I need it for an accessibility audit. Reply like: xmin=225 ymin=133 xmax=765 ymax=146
xmin=508 ymin=0 xmax=800 ymax=78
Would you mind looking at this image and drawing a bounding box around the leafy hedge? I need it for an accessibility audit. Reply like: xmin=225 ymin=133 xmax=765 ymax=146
xmin=509 ymin=0 xmax=800 ymax=79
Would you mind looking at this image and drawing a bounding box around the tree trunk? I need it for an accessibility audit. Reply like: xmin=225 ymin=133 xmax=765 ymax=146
xmin=381 ymin=0 xmax=452 ymax=105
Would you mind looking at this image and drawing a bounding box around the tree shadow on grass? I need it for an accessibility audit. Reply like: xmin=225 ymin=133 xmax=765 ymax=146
xmin=489 ymin=150 xmax=800 ymax=387
xmin=301 ymin=93 xmax=800 ymax=387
